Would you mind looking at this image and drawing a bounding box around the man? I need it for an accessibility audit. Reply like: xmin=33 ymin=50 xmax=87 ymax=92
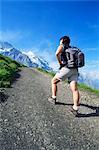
xmin=48 ymin=36 xmax=80 ymax=116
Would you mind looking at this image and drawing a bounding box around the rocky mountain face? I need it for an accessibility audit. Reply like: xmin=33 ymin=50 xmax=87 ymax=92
xmin=0 ymin=42 xmax=52 ymax=71
xmin=23 ymin=51 xmax=52 ymax=71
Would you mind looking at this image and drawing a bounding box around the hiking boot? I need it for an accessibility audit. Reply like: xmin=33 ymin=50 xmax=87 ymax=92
xmin=71 ymin=107 xmax=78 ymax=117
xmin=48 ymin=97 xmax=56 ymax=104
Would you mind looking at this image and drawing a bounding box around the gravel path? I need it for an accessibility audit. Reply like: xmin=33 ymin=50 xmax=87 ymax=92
xmin=0 ymin=67 xmax=99 ymax=150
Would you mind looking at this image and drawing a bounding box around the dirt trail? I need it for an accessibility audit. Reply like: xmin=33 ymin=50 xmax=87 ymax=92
xmin=0 ymin=67 xmax=99 ymax=150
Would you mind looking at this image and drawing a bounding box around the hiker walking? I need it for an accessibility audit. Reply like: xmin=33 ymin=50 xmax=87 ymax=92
xmin=48 ymin=36 xmax=84 ymax=116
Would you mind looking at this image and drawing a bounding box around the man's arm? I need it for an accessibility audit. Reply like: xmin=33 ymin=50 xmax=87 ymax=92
xmin=55 ymin=45 xmax=63 ymax=65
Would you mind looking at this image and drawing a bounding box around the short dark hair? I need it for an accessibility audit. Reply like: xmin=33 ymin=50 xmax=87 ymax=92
xmin=60 ymin=36 xmax=70 ymax=44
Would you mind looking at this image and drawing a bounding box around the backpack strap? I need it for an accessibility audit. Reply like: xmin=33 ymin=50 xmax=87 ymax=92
xmin=60 ymin=44 xmax=70 ymax=65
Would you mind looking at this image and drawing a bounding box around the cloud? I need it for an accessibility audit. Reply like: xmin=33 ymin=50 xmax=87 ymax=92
xmin=0 ymin=30 xmax=33 ymax=46
xmin=86 ymin=60 xmax=99 ymax=68
xmin=89 ymin=24 xmax=99 ymax=30
xmin=26 ymin=38 xmax=57 ymax=65
xmin=49 ymin=61 xmax=59 ymax=71
xmin=83 ymin=47 xmax=99 ymax=51
xmin=39 ymin=39 xmax=54 ymax=49
xmin=79 ymin=60 xmax=99 ymax=79
xmin=0 ymin=29 xmax=35 ymax=50
xmin=82 ymin=71 xmax=99 ymax=80
xmin=0 ymin=30 xmax=23 ymax=41
xmin=86 ymin=22 xmax=99 ymax=31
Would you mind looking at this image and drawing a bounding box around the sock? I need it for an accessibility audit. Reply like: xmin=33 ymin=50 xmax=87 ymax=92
xmin=73 ymin=105 xmax=78 ymax=111
xmin=52 ymin=96 xmax=56 ymax=99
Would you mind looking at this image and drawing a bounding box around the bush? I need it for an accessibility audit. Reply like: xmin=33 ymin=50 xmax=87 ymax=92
xmin=0 ymin=68 xmax=11 ymax=80
xmin=0 ymin=54 xmax=23 ymax=87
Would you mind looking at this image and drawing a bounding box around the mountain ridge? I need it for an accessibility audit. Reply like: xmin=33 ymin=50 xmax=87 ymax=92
xmin=0 ymin=41 xmax=52 ymax=71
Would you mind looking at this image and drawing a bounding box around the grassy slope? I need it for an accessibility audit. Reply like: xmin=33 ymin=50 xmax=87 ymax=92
xmin=0 ymin=54 xmax=23 ymax=87
xmin=36 ymin=68 xmax=99 ymax=97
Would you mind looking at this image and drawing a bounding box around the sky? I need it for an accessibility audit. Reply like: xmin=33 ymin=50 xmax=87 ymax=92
xmin=0 ymin=0 xmax=99 ymax=73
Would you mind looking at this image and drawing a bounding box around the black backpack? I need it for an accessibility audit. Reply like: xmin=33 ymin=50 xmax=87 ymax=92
xmin=61 ymin=46 xmax=85 ymax=68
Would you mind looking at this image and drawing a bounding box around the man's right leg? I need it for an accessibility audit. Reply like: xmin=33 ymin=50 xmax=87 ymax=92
xmin=70 ymin=81 xmax=80 ymax=113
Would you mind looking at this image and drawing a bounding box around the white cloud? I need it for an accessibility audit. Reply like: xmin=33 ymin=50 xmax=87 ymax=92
xmin=85 ymin=60 xmax=99 ymax=70
xmin=79 ymin=59 xmax=99 ymax=85
xmin=49 ymin=61 xmax=59 ymax=71
xmin=39 ymin=38 xmax=54 ymax=49
xmin=80 ymin=70 xmax=99 ymax=79
xmin=83 ymin=47 xmax=99 ymax=52
xmin=0 ymin=30 xmax=23 ymax=41
xmin=86 ymin=22 xmax=99 ymax=31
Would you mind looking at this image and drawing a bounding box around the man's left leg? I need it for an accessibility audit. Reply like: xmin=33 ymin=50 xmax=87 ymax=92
xmin=48 ymin=76 xmax=60 ymax=104
xmin=52 ymin=76 xmax=60 ymax=98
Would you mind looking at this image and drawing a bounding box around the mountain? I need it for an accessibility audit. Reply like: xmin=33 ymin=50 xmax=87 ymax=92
xmin=0 ymin=42 xmax=35 ymax=67
xmin=0 ymin=42 xmax=52 ymax=71
xmin=23 ymin=51 xmax=52 ymax=71
xmin=0 ymin=41 xmax=13 ymax=51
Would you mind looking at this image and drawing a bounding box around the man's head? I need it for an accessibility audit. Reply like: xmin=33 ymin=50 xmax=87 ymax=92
xmin=60 ymin=36 xmax=70 ymax=46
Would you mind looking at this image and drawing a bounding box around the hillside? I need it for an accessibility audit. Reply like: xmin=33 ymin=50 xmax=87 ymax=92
xmin=0 ymin=54 xmax=23 ymax=87
xmin=0 ymin=67 xmax=99 ymax=150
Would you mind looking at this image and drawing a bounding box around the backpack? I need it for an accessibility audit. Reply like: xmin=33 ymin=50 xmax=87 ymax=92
xmin=61 ymin=46 xmax=85 ymax=68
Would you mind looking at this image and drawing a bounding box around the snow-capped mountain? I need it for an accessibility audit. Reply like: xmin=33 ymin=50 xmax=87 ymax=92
xmin=0 ymin=42 xmax=35 ymax=67
xmin=23 ymin=51 xmax=52 ymax=71
xmin=0 ymin=41 xmax=13 ymax=52
xmin=0 ymin=41 xmax=52 ymax=71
